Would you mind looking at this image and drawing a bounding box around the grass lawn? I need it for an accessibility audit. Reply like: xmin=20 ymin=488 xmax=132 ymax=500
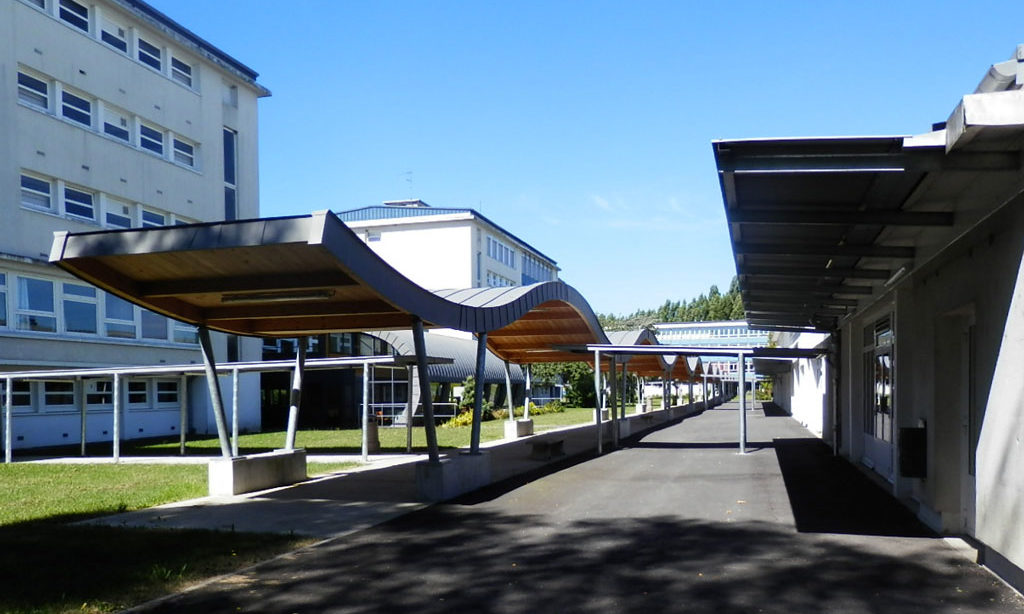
xmin=0 ymin=406 xmax=593 ymax=612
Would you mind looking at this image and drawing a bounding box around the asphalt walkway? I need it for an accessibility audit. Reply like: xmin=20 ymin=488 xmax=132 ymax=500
xmin=125 ymin=403 xmax=1024 ymax=613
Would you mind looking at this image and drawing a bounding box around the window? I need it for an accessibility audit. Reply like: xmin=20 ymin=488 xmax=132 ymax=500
xmin=141 ymin=309 xmax=167 ymax=340
xmin=17 ymin=71 xmax=49 ymax=110
xmin=24 ymin=0 xmax=46 ymax=8
xmin=102 ymin=105 xmax=131 ymax=142
xmin=20 ymin=173 xmax=52 ymax=211
xmin=128 ymin=380 xmax=149 ymax=405
xmin=100 ymin=16 xmax=128 ymax=52
xmin=0 ymin=273 xmax=6 ymax=328
xmin=137 ymin=37 xmax=162 ymax=71
xmin=173 ymin=137 xmax=195 ymax=167
xmin=156 ymin=380 xmax=179 ymax=404
xmin=139 ymin=122 xmax=164 ymax=155
xmin=141 ymin=209 xmax=165 ymax=227
xmin=58 ymin=0 xmax=89 ymax=32
xmin=223 ymin=128 xmax=238 ymax=220
xmin=16 ymin=277 xmax=56 ymax=332
xmin=63 ymin=282 xmax=97 ymax=334
xmin=86 ymin=380 xmax=113 ymax=405
xmin=44 ymin=381 xmax=75 ymax=407
xmin=170 ymin=56 xmax=193 ymax=87
xmin=61 ymin=89 xmax=92 ymax=127
xmin=104 ymin=294 xmax=136 ymax=338
xmin=0 ymin=380 xmax=32 ymax=409
xmin=105 ymin=198 xmax=133 ymax=228
xmin=63 ymin=185 xmax=95 ymax=220
xmin=173 ymin=322 xmax=198 ymax=344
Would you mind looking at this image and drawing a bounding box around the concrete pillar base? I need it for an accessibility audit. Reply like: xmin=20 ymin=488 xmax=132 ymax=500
xmin=618 ymin=420 xmax=632 ymax=438
xmin=365 ymin=419 xmax=381 ymax=454
xmin=415 ymin=451 xmax=492 ymax=502
xmin=505 ymin=418 xmax=534 ymax=439
xmin=208 ymin=449 xmax=307 ymax=496
xmin=593 ymin=408 xmax=610 ymax=422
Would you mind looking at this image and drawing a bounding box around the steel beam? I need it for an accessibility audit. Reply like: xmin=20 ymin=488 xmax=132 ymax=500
xmin=731 ymin=209 xmax=953 ymax=226
xmin=736 ymin=242 xmax=915 ymax=258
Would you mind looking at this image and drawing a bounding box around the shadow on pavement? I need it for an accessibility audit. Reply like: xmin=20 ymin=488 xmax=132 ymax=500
xmin=134 ymin=508 xmax=1016 ymax=614
xmin=773 ymin=437 xmax=935 ymax=537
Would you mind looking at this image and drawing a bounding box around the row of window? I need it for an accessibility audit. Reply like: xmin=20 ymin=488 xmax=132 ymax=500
xmin=486 ymin=236 xmax=516 ymax=268
xmin=21 ymin=0 xmax=196 ymax=90
xmin=0 ymin=271 xmax=197 ymax=344
xmin=20 ymin=170 xmax=193 ymax=229
xmin=521 ymin=253 xmax=556 ymax=284
xmin=1 ymin=377 xmax=180 ymax=413
xmin=17 ymin=67 xmax=199 ymax=169
xmin=486 ymin=271 xmax=517 ymax=288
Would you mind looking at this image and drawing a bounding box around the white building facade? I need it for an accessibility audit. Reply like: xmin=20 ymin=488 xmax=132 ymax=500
xmin=337 ymin=200 xmax=559 ymax=291
xmin=1 ymin=0 xmax=268 ymax=449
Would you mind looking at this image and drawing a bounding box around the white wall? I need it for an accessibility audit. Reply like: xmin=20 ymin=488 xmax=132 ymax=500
xmin=358 ymin=220 xmax=474 ymax=290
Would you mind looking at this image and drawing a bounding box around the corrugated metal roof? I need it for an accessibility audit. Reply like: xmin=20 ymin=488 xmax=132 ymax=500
xmin=369 ymin=331 xmax=524 ymax=384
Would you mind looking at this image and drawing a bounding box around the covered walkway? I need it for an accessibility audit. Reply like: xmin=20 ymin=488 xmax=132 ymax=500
xmin=119 ymin=403 xmax=1023 ymax=613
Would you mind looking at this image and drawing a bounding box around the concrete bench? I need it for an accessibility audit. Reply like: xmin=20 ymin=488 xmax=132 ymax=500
xmin=529 ymin=438 xmax=565 ymax=461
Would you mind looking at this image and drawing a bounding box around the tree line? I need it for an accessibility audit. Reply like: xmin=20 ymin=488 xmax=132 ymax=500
xmin=597 ymin=276 xmax=744 ymax=331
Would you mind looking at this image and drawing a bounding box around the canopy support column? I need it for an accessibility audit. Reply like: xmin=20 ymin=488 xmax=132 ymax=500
xmin=739 ymin=352 xmax=747 ymax=454
xmin=689 ymin=379 xmax=694 ymax=409
xmin=197 ymin=326 xmax=232 ymax=458
xmin=524 ymin=364 xmax=532 ymax=420
xmin=610 ymin=358 xmax=618 ymax=448
xmin=662 ymin=372 xmax=669 ymax=411
xmin=231 ymin=368 xmax=240 ymax=457
xmin=4 ymin=377 xmax=12 ymax=464
xmin=284 ymin=336 xmax=307 ymax=451
xmin=593 ymin=349 xmax=603 ymax=455
xmin=406 ymin=366 xmax=415 ymax=453
xmin=77 ymin=376 xmax=86 ymax=457
xmin=361 ymin=360 xmax=371 ymax=462
xmin=112 ymin=372 xmax=121 ymax=462
xmin=179 ymin=374 xmax=188 ymax=456
xmin=620 ymin=362 xmax=628 ymax=420
xmin=469 ymin=332 xmax=487 ymax=455
xmin=412 ymin=319 xmax=440 ymax=464
xmin=503 ymin=360 xmax=514 ymax=421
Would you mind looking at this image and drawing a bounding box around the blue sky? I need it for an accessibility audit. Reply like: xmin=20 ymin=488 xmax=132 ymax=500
xmin=149 ymin=0 xmax=1023 ymax=316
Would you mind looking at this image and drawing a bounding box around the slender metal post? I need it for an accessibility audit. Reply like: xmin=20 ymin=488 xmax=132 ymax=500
xmin=78 ymin=376 xmax=87 ymax=457
xmin=4 ymin=377 xmax=12 ymax=464
xmin=689 ymin=379 xmax=694 ymax=408
xmin=469 ymin=332 xmax=487 ymax=454
xmin=593 ymin=349 xmax=602 ymax=455
xmin=620 ymin=362 xmax=628 ymax=419
xmin=739 ymin=353 xmax=747 ymax=454
xmin=361 ymin=360 xmax=370 ymax=462
xmin=179 ymin=374 xmax=188 ymax=455
xmin=231 ymin=368 xmax=240 ymax=457
xmin=412 ymin=319 xmax=439 ymax=464
xmin=112 ymin=372 xmax=121 ymax=462
xmin=524 ymin=364 xmax=532 ymax=420
xmin=197 ymin=326 xmax=232 ymax=458
xmin=610 ymin=358 xmax=618 ymax=448
xmin=503 ymin=360 xmax=514 ymax=422
xmin=406 ymin=366 xmax=414 ymax=453
xmin=662 ymin=373 xmax=668 ymax=411
xmin=285 ymin=336 xmax=307 ymax=451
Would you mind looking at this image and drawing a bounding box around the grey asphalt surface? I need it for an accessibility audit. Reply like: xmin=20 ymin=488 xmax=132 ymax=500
xmin=129 ymin=403 xmax=1024 ymax=613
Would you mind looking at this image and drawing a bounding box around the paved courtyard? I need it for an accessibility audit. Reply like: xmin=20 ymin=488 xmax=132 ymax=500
xmin=128 ymin=404 xmax=1024 ymax=613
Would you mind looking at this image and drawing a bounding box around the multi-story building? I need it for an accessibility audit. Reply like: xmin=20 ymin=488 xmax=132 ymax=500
xmin=653 ymin=320 xmax=768 ymax=384
xmin=1 ymin=0 xmax=269 ymax=449
xmin=337 ymin=199 xmax=559 ymax=291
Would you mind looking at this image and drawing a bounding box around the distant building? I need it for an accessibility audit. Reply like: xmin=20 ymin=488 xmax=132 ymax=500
xmin=337 ymin=200 xmax=559 ymax=290
xmin=2 ymin=0 xmax=268 ymax=448
xmin=653 ymin=320 xmax=768 ymax=382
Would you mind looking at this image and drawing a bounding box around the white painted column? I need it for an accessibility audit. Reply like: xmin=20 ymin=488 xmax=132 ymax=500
xmin=179 ymin=374 xmax=188 ymax=456
xmin=406 ymin=366 xmax=414 ymax=453
xmin=4 ymin=377 xmax=12 ymax=464
xmin=112 ymin=372 xmax=121 ymax=462
xmin=78 ymin=376 xmax=87 ymax=457
xmin=504 ymin=360 xmax=514 ymax=421
xmin=284 ymin=336 xmax=307 ymax=451
xmin=739 ymin=353 xmax=747 ymax=454
xmin=231 ymin=368 xmax=240 ymax=457
xmin=593 ymin=349 xmax=603 ymax=455
xmin=524 ymin=364 xmax=532 ymax=420
xmin=610 ymin=358 xmax=618 ymax=448
xmin=361 ymin=360 xmax=371 ymax=462
xmin=197 ymin=326 xmax=232 ymax=458
xmin=469 ymin=333 xmax=487 ymax=454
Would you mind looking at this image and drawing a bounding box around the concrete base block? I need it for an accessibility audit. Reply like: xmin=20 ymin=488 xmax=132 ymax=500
xmin=505 ymin=418 xmax=534 ymax=438
xmin=618 ymin=420 xmax=632 ymax=438
xmin=209 ymin=449 xmax=307 ymax=496
xmin=365 ymin=420 xmax=381 ymax=454
xmin=593 ymin=408 xmax=610 ymax=422
xmin=415 ymin=451 xmax=492 ymax=502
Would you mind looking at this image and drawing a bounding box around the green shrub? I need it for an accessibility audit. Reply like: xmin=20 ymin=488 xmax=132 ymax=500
xmin=441 ymin=404 xmax=495 ymax=428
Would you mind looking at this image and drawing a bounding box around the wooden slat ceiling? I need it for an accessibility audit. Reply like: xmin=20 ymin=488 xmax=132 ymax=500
xmin=50 ymin=211 xmax=610 ymax=362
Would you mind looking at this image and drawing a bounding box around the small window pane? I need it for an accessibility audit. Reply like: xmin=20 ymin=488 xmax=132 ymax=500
xmin=61 ymin=90 xmax=91 ymax=127
xmin=44 ymin=381 xmax=75 ymax=406
xmin=64 ymin=186 xmax=95 ymax=219
xmin=171 ymin=57 xmax=192 ymax=87
xmin=58 ymin=0 xmax=89 ymax=31
xmin=141 ymin=310 xmax=167 ymax=340
xmin=86 ymin=380 xmax=112 ymax=405
xmin=222 ymin=128 xmax=237 ymax=185
xmin=105 ymin=200 xmax=133 ymax=228
xmin=139 ymin=123 xmax=163 ymax=154
xmin=105 ymin=294 xmax=136 ymax=338
xmin=64 ymin=298 xmax=97 ymax=334
xmin=128 ymin=381 xmax=148 ymax=405
xmin=101 ymin=19 xmax=128 ymax=53
xmin=224 ymin=186 xmax=237 ymax=220
xmin=173 ymin=138 xmax=195 ymax=166
xmin=156 ymin=380 xmax=179 ymax=403
xmin=20 ymin=174 xmax=52 ymax=210
xmin=142 ymin=209 xmax=166 ymax=227
xmin=103 ymin=107 xmax=131 ymax=142
xmin=137 ymin=38 xmax=162 ymax=70
xmin=18 ymin=277 xmax=53 ymax=312
xmin=17 ymin=72 xmax=48 ymax=109
xmin=173 ymin=323 xmax=198 ymax=344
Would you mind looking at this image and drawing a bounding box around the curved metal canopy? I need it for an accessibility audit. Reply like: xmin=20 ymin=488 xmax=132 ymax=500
xmin=50 ymin=210 xmax=609 ymax=362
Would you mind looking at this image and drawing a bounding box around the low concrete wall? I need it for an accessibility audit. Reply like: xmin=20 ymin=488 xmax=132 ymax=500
xmin=415 ymin=451 xmax=492 ymax=502
xmin=504 ymin=419 xmax=534 ymax=439
xmin=208 ymin=449 xmax=307 ymax=496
